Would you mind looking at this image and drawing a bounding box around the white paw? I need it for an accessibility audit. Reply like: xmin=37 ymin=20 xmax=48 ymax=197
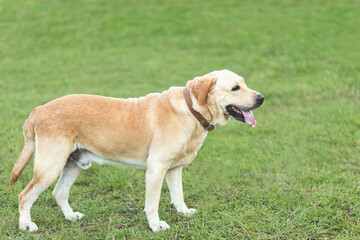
xmin=20 ymin=221 xmax=38 ymax=232
xmin=183 ymin=208 xmax=197 ymax=216
xmin=149 ymin=220 xmax=170 ymax=232
xmin=65 ymin=211 xmax=84 ymax=221
xmin=178 ymin=208 xmax=197 ymax=216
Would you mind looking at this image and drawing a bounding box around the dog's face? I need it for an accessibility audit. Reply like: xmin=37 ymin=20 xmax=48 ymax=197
xmin=187 ymin=69 xmax=264 ymax=127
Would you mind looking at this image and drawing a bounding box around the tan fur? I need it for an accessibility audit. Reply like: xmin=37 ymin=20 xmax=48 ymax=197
xmin=10 ymin=117 xmax=35 ymax=188
xmin=187 ymin=74 xmax=217 ymax=106
xmin=10 ymin=69 xmax=263 ymax=232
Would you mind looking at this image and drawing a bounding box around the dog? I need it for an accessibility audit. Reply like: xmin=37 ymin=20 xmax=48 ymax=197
xmin=10 ymin=69 xmax=264 ymax=232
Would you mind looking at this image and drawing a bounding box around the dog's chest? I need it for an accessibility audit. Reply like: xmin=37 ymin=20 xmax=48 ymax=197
xmin=172 ymin=131 xmax=207 ymax=167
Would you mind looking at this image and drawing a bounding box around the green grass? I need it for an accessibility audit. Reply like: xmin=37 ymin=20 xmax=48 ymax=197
xmin=1 ymin=0 xmax=359 ymax=239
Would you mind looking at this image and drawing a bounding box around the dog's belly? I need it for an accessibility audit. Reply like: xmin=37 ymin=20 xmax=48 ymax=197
xmin=69 ymin=148 xmax=146 ymax=170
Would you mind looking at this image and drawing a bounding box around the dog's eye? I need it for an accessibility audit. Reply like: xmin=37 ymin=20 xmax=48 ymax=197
xmin=231 ymin=85 xmax=240 ymax=91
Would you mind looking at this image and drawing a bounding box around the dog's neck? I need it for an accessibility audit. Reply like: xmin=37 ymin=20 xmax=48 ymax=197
xmin=184 ymin=88 xmax=214 ymax=132
xmin=186 ymin=90 xmax=230 ymax=127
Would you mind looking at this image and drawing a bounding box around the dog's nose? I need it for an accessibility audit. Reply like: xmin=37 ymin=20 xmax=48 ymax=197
xmin=256 ymin=94 xmax=264 ymax=105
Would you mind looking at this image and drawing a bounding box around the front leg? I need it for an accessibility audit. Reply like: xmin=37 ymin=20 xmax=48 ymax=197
xmin=144 ymin=163 xmax=170 ymax=232
xmin=166 ymin=166 xmax=196 ymax=216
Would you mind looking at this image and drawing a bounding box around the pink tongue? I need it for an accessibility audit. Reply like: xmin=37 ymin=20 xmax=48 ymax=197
xmin=240 ymin=110 xmax=256 ymax=128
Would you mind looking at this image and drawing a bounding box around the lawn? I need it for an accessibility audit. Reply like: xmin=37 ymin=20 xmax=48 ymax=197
xmin=0 ymin=0 xmax=359 ymax=239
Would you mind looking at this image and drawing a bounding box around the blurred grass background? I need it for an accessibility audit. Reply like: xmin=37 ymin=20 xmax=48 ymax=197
xmin=0 ymin=0 xmax=359 ymax=239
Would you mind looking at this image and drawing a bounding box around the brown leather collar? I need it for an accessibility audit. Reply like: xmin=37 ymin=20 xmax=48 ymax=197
xmin=184 ymin=88 xmax=215 ymax=132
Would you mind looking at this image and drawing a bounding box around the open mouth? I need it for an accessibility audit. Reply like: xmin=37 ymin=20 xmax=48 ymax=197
xmin=226 ymin=105 xmax=257 ymax=128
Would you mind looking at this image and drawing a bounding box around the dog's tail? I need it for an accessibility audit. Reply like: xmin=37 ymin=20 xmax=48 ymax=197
xmin=9 ymin=116 xmax=36 ymax=188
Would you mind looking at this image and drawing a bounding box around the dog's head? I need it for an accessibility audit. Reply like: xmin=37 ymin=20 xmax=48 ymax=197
xmin=186 ymin=69 xmax=264 ymax=127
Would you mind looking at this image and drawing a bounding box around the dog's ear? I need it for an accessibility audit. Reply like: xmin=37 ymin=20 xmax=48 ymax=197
xmin=187 ymin=74 xmax=217 ymax=106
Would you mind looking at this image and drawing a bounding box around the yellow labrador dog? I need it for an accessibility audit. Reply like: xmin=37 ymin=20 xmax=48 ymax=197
xmin=10 ymin=69 xmax=264 ymax=232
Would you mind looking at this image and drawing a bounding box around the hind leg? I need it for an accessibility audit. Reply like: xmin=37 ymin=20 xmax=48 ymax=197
xmin=18 ymin=138 xmax=73 ymax=232
xmin=52 ymin=159 xmax=83 ymax=221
